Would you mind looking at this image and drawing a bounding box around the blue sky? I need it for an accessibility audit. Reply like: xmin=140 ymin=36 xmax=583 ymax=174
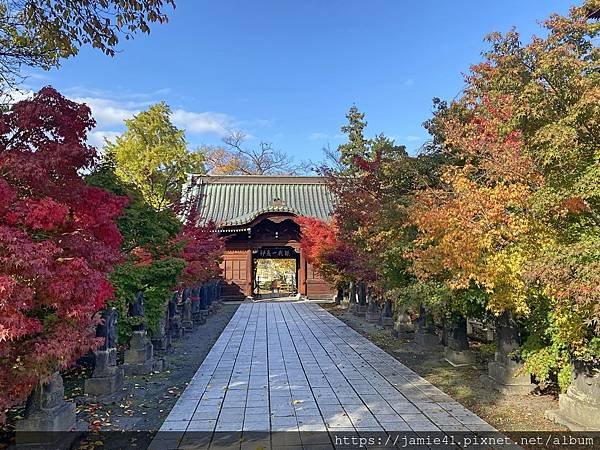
xmin=24 ymin=0 xmax=573 ymax=162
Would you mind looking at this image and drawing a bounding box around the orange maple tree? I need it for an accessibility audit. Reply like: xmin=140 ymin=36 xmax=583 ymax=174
xmin=408 ymin=95 xmax=544 ymax=315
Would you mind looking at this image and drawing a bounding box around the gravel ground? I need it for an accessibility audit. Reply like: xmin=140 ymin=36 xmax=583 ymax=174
xmin=324 ymin=303 xmax=566 ymax=432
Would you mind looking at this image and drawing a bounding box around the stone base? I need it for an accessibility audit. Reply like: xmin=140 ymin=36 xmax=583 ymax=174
xmin=124 ymin=343 xmax=153 ymax=365
xmin=381 ymin=316 xmax=394 ymax=328
xmin=16 ymin=401 xmax=76 ymax=437
xmin=414 ymin=331 xmax=439 ymax=347
xmin=481 ymin=359 xmax=534 ymax=395
xmin=194 ymin=313 xmax=206 ymax=325
xmin=545 ymin=391 xmax=600 ymax=431
xmin=153 ymin=358 xmax=166 ymax=372
xmin=444 ymin=347 xmax=476 ymax=366
xmin=84 ymin=369 xmax=124 ymax=396
xmin=151 ymin=334 xmax=170 ymax=352
xmin=395 ymin=322 xmax=415 ymax=334
xmin=353 ymin=305 xmax=367 ymax=316
xmin=169 ymin=316 xmax=183 ymax=339
xmin=123 ymin=332 xmax=155 ymax=375
xmin=391 ymin=328 xmax=413 ymax=338
xmin=365 ymin=311 xmax=380 ymax=323
xmin=170 ymin=327 xmax=184 ymax=339
xmin=123 ymin=359 xmax=155 ymax=376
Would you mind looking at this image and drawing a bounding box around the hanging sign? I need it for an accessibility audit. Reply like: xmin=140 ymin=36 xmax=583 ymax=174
xmin=255 ymin=247 xmax=295 ymax=258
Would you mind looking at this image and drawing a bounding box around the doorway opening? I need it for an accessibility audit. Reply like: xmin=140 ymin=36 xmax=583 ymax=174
xmin=253 ymin=258 xmax=298 ymax=298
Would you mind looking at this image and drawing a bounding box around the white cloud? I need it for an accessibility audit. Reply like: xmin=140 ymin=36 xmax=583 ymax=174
xmin=309 ymin=132 xmax=329 ymax=140
xmin=88 ymin=130 xmax=121 ymax=148
xmin=73 ymin=97 xmax=143 ymax=128
xmin=404 ymin=135 xmax=423 ymax=142
xmin=309 ymin=132 xmax=345 ymax=141
xmin=5 ymin=87 xmax=245 ymax=143
xmin=4 ymin=88 xmax=34 ymax=103
xmin=171 ymin=109 xmax=233 ymax=137
xmin=70 ymin=95 xmax=236 ymax=138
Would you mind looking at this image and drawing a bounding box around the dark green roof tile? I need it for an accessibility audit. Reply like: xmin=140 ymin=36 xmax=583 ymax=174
xmin=186 ymin=175 xmax=335 ymax=228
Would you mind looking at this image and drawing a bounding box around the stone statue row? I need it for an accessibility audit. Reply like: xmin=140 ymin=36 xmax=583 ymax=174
xmin=343 ymin=281 xmax=395 ymax=327
xmin=16 ymin=281 xmax=223 ymax=440
xmin=339 ymin=280 xmax=539 ymax=400
xmin=179 ymin=280 xmax=222 ymax=331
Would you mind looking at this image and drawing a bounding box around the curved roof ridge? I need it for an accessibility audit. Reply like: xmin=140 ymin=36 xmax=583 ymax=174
xmin=224 ymin=205 xmax=304 ymax=226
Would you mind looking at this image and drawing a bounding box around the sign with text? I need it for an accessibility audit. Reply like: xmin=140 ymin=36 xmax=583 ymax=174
xmin=255 ymin=247 xmax=297 ymax=259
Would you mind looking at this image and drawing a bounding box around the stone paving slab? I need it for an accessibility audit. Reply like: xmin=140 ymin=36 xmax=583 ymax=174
xmin=159 ymin=302 xmax=498 ymax=446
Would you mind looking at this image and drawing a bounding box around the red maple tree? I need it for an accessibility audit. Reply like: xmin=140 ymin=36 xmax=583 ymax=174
xmin=0 ymin=87 xmax=126 ymax=421
xmin=297 ymin=216 xmax=366 ymax=286
xmin=175 ymin=209 xmax=224 ymax=286
xmin=297 ymin=217 xmax=338 ymax=265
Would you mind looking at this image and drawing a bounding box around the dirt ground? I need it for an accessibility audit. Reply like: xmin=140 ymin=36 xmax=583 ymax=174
xmin=324 ymin=303 xmax=566 ymax=432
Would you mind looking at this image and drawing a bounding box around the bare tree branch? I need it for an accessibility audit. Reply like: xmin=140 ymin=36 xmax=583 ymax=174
xmin=205 ymin=130 xmax=311 ymax=175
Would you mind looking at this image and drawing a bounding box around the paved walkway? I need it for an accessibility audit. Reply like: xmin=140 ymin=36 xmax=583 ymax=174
xmin=159 ymin=302 xmax=494 ymax=443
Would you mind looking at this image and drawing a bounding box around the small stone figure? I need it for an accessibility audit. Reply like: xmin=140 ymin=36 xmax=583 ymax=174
xmin=97 ymin=307 xmax=118 ymax=350
xmin=129 ymin=291 xmax=146 ymax=331
xmin=151 ymin=305 xmax=171 ymax=352
xmin=192 ymin=286 xmax=206 ymax=324
xmin=16 ymin=372 xmax=76 ymax=443
xmin=123 ymin=291 xmax=155 ymax=375
xmin=335 ymin=287 xmax=343 ymax=305
xmin=481 ymin=311 xmax=533 ymax=394
xmin=347 ymin=281 xmax=357 ymax=312
xmin=199 ymin=284 xmax=208 ymax=314
xmin=85 ymin=307 xmax=124 ymax=397
xmin=206 ymin=283 xmax=214 ymax=313
xmin=381 ymin=299 xmax=394 ymax=328
xmin=168 ymin=291 xmax=178 ymax=318
xmin=182 ymin=288 xmax=193 ymax=331
xmin=354 ymin=282 xmax=368 ymax=316
xmin=414 ymin=304 xmax=440 ymax=347
xmin=168 ymin=291 xmax=183 ymax=338
xmin=444 ymin=316 xmax=475 ymax=366
xmin=394 ymin=307 xmax=415 ymax=335
xmin=365 ymin=287 xmax=380 ymax=323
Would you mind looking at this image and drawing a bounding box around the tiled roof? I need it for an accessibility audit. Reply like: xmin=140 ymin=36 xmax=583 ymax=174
xmin=185 ymin=175 xmax=335 ymax=228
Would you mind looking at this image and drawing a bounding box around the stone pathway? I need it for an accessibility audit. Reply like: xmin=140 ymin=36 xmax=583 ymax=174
xmin=158 ymin=302 xmax=496 ymax=445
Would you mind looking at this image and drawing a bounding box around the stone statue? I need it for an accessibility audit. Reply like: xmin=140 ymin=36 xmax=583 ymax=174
xmin=414 ymin=304 xmax=439 ymax=347
xmin=182 ymin=288 xmax=193 ymax=331
xmin=168 ymin=291 xmax=183 ymax=338
xmin=96 ymin=307 xmax=118 ymax=351
xmin=168 ymin=291 xmax=179 ymax=318
xmin=123 ymin=291 xmax=155 ymax=375
xmin=129 ymin=291 xmax=145 ymax=331
xmin=365 ymin=286 xmax=380 ymax=323
xmin=191 ymin=286 xmax=200 ymax=316
xmin=17 ymin=372 xmax=76 ymax=437
xmin=381 ymin=299 xmax=394 ymax=328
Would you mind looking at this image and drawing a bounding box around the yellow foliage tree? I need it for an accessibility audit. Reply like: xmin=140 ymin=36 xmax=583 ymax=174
xmin=106 ymin=102 xmax=205 ymax=211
